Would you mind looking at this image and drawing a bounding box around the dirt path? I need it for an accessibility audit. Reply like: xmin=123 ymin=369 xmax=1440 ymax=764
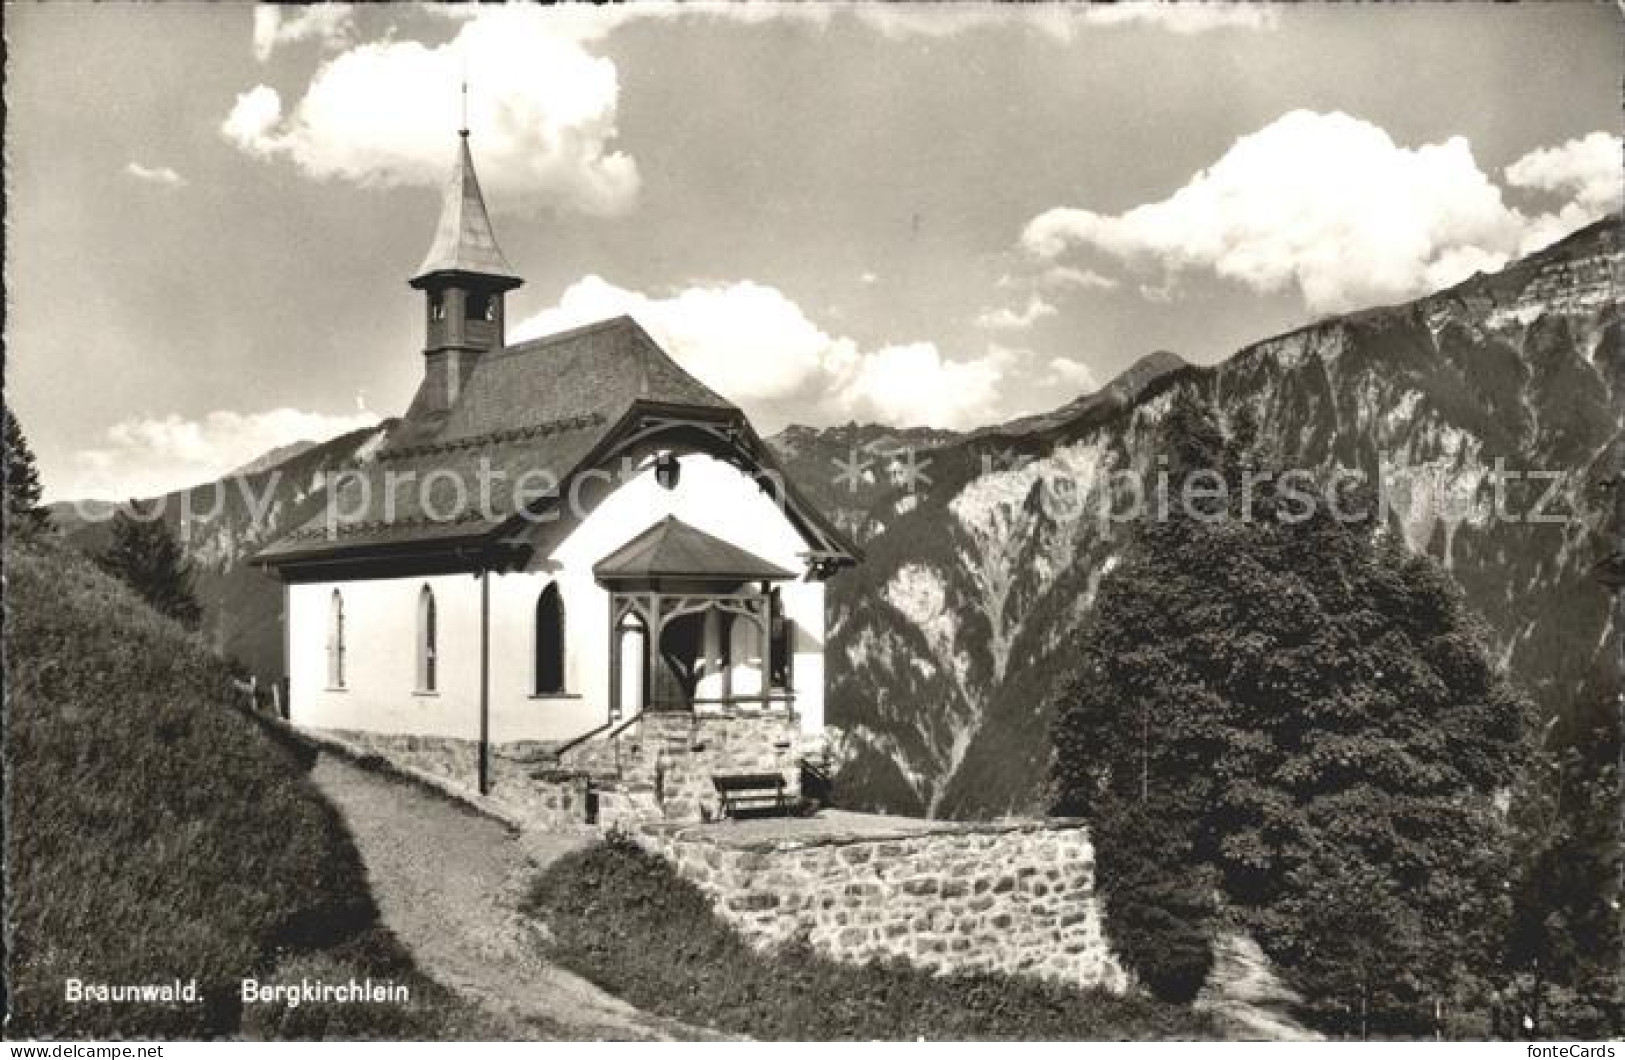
xmin=309 ymin=753 xmax=723 ymax=1041
xmin=1196 ymin=933 xmax=1323 ymax=1042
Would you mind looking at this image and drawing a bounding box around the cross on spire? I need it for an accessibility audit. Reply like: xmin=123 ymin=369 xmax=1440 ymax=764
xmin=459 ymin=65 xmax=469 ymax=138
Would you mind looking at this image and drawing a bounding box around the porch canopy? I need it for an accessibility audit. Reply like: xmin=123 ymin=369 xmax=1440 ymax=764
xmin=594 ymin=515 xmax=796 ymax=583
xmin=595 ymin=517 xmax=797 ymax=719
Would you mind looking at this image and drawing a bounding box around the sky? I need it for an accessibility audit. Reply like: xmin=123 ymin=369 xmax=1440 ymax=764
xmin=7 ymin=2 xmax=1621 ymax=502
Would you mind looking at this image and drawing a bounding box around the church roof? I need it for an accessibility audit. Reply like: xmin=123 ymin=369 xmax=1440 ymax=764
xmin=421 ymin=314 xmax=732 ymax=445
xmin=253 ymin=128 xmax=854 ymax=574
xmin=594 ymin=516 xmax=796 ymax=581
xmin=410 ymin=133 xmax=521 ymax=288
xmin=253 ymin=316 xmax=857 ymax=570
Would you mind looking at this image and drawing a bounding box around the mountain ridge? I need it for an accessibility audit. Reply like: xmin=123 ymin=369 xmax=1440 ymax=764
xmin=967 ymin=348 xmax=1189 ymax=443
xmin=820 ymin=215 xmax=1620 ymax=817
xmin=48 ymin=218 xmax=1620 ymax=822
xmin=54 ymin=422 xmax=394 ymax=677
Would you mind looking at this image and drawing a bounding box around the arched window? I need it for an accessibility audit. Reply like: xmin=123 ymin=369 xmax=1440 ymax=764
xmin=417 ymin=585 xmax=437 ymax=693
xmin=327 ymin=589 xmax=346 ymax=689
xmin=534 ymin=583 xmax=566 ymax=695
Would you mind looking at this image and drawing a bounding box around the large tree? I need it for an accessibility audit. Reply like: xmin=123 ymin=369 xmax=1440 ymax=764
xmin=100 ymin=501 xmax=203 ymax=630
xmin=5 ymin=406 xmax=49 ymax=537
xmin=1051 ymin=392 xmax=1529 ymax=1033
xmin=1496 ymin=442 xmax=1624 ymax=1038
xmin=1505 ymin=708 xmax=1623 ymax=1038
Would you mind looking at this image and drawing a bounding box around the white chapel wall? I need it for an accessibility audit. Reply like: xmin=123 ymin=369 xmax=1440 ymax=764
xmin=289 ymin=572 xmax=484 ymax=739
xmin=288 ymin=450 xmax=829 ymax=743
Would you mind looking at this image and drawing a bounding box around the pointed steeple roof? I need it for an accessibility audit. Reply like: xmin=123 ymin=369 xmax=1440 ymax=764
xmin=410 ymin=132 xmax=522 ymax=289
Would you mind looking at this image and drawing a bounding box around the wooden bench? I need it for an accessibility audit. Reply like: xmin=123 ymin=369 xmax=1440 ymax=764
xmin=712 ymin=772 xmax=789 ymax=819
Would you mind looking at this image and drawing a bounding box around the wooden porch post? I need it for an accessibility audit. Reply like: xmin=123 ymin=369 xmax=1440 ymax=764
xmin=720 ymin=607 xmax=733 ymax=704
xmin=281 ymin=582 xmax=292 ymax=721
xmin=647 ymin=590 xmax=661 ymax=711
xmin=757 ymin=583 xmax=770 ymax=711
xmin=608 ymin=594 xmax=621 ymax=722
xmin=478 ymin=568 xmax=490 ymax=796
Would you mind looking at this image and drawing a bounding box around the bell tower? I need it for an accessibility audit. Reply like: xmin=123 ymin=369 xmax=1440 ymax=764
xmin=408 ymin=126 xmax=523 ymax=412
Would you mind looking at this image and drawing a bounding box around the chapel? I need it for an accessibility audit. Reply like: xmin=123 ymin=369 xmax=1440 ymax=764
xmin=255 ymin=128 xmax=858 ymax=822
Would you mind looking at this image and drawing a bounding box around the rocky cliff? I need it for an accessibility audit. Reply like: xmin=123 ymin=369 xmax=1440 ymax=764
xmin=817 ymin=217 xmax=1621 ymax=818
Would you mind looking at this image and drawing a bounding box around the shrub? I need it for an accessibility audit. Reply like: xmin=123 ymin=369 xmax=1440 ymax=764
xmin=1090 ymin=798 xmax=1216 ymax=1003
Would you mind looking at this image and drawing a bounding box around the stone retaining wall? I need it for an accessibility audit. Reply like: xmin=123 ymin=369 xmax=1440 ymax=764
xmin=317 ymin=714 xmax=803 ymax=826
xmin=559 ymin=710 xmax=803 ymax=822
xmin=321 ymin=729 xmax=588 ymax=829
xmin=646 ymin=711 xmax=802 ymax=821
xmin=639 ymin=819 xmax=1127 ymax=992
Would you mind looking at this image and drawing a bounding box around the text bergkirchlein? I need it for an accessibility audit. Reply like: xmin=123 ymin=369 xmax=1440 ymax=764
xmin=64 ymin=978 xmax=410 ymax=1007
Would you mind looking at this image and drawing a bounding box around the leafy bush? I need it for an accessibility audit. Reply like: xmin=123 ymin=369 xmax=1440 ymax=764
xmin=523 ymin=833 xmax=1220 ymax=1040
xmin=3 ymin=537 xmax=497 ymax=1039
xmin=1089 ymin=798 xmax=1216 ymax=1003
xmin=1503 ymin=708 xmax=1624 ymax=1039
xmin=1050 ymin=393 xmax=1531 ymax=1035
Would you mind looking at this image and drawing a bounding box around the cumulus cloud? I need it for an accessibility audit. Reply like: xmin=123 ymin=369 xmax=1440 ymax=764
xmin=220 ymin=85 xmax=283 ymax=155
xmin=228 ymin=3 xmax=1281 ymax=214
xmin=840 ymin=343 xmax=1011 ymax=429
xmin=1505 ymin=131 xmax=1623 ymax=215
xmin=975 ymin=294 xmax=1058 ymax=330
xmin=252 ymin=4 xmax=355 ymax=62
xmin=1080 ymin=3 xmax=1280 ymax=34
xmin=70 ymin=408 xmax=379 ymax=501
xmin=514 ymin=2 xmax=1276 ymax=42
xmin=1039 ymin=265 xmax=1118 ymax=291
xmin=1047 ymin=357 xmax=1100 ymax=392
xmin=847 ymin=4 xmax=1071 ymax=40
xmin=1020 ymin=111 xmax=1620 ymax=313
xmin=223 ymin=7 xmax=638 ymax=216
xmin=123 ymin=161 xmax=186 ymax=188
xmin=847 ymin=2 xmax=1275 ymax=40
xmin=513 ymin=276 xmax=1008 ymax=430
xmin=997 ymin=266 xmax=1118 ymax=294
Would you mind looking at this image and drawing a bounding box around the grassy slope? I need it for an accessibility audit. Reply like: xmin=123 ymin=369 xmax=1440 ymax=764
xmin=524 ymin=835 xmax=1221 ymax=1041
xmin=3 ymin=537 xmax=501 ymax=1039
